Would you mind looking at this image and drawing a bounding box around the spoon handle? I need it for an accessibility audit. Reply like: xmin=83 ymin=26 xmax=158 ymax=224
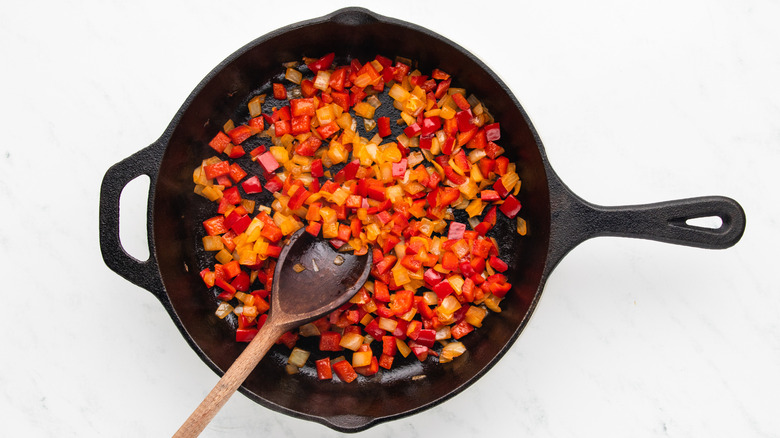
xmin=173 ymin=321 xmax=287 ymax=437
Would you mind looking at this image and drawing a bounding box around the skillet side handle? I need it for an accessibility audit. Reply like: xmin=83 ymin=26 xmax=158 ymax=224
xmin=321 ymin=414 xmax=377 ymax=434
xmin=99 ymin=142 xmax=165 ymax=298
xmin=586 ymin=196 xmax=746 ymax=249
xmin=546 ymin=172 xmax=746 ymax=276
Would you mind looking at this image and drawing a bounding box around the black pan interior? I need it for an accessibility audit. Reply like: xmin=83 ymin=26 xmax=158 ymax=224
xmin=151 ymin=8 xmax=552 ymax=431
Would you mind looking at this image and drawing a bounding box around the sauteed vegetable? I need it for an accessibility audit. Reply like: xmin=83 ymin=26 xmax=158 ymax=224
xmin=192 ymin=53 xmax=525 ymax=380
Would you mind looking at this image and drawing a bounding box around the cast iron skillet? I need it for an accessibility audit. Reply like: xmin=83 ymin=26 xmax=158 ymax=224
xmin=99 ymin=7 xmax=746 ymax=433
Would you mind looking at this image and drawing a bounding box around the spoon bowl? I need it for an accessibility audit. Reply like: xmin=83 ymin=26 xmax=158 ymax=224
xmin=173 ymin=229 xmax=372 ymax=437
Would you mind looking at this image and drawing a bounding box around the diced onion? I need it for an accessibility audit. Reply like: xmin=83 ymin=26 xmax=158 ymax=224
xmin=352 ymin=351 xmax=373 ymax=368
xmin=299 ymin=322 xmax=320 ymax=337
xmin=214 ymin=302 xmax=233 ymax=319
xmin=285 ymin=68 xmax=303 ymax=84
xmin=439 ymin=341 xmax=467 ymax=364
xmin=517 ymin=217 xmax=528 ymax=236
xmin=288 ymin=347 xmax=311 ymax=368
xmin=339 ymin=332 xmax=364 ymax=351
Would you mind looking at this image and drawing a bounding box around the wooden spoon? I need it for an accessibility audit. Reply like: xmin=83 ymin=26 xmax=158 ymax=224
xmin=174 ymin=229 xmax=372 ymax=437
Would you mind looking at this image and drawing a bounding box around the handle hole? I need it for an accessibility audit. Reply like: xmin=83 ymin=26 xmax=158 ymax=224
xmin=685 ymin=215 xmax=723 ymax=230
xmin=119 ymin=175 xmax=151 ymax=261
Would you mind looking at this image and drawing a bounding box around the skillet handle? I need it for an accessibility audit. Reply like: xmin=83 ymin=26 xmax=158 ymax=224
xmin=99 ymin=141 xmax=166 ymax=298
xmin=546 ymin=172 xmax=746 ymax=274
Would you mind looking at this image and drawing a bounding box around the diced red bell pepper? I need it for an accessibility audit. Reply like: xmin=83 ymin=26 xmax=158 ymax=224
xmin=227 ymin=125 xmax=253 ymax=145
xmin=287 ymin=186 xmax=310 ymax=211
xmin=443 ymin=165 xmax=467 ymax=185
xmin=456 ymin=109 xmax=475 ymax=132
xmin=266 ymin=244 xmax=282 ymax=259
xmin=447 ymin=221 xmax=466 ymax=240
xmin=273 ymin=119 xmax=291 ymax=137
xmin=406 ymin=320 xmax=423 ymax=340
xmin=264 ymin=175 xmax=283 ymax=193
xmin=451 ymin=320 xmax=474 ymax=339
xmin=391 ymin=158 xmax=407 ymax=178
xmin=389 ymin=290 xmax=414 ymax=316
xmin=499 ymin=194 xmax=522 ymax=218
xmin=228 ymin=212 xmax=251 ymax=234
xmin=466 ymin=129 xmax=487 ymax=150
xmin=272 ymin=83 xmax=287 ymax=100
xmin=248 ymin=116 xmax=264 ymax=132
xmin=433 ymin=280 xmax=455 ymax=300
xmin=307 ymin=52 xmax=335 ymax=74
xmin=409 ymin=342 xmax=429 ymax=361
xmin=415 ymin=328 xmax=436 ymax=348
xmin=373 ymin=280 xmax=390 ymax=303
xmin=290 ymin=98 xmax=316 ymax=117
xmin=423 ymin=268 xmax=444 ymax=287
xmin=480 ymin=190 xmax=500 ymax=202
xmin=229 ymin=145 xmax=246 ymax=159
xmin=230 ymin=271 xmax=250 ymax=292
xmin=305 ymin=221 xmax=321 ymax=237
xmin=493 ymin=178 xmax=510 ymax=198
xmin=489 ymin=255 xmax=509 ymax=272
xmin=249 ymin=145 xmax=267 ymax=160
xmin=355 ymin=356 xmax=379 ymax=377
xmin=400 ymin=255 xmax=422 ymax=271
xmin=471 ymin=238 xmax=493 ymax=259
xmin=235 ymin=328 xmax=258 ymax=343
xmin=319 ymin=331 xmax=343 ymax=351
xmin=316 ymin=121 xmax=340 ymax=139
xmin=484 ymin=122 xmax=501 ymax=141
xmin=290 ymin=115 xmax=312 ymax=135
xmin=241 ymin=176 xmax=262 ymax=194
xmin=257 ymin=151 xmax=280 ymax=173
xmin=451 ymin=92 xmax=471 ymax=110
xmin=203 ymin=216 xmax=227 ymax=236
xmin=459 ymin=260 xmax=477 ymax=278
xmin=260 ymin=223 xmax=283 ymax=243
xmin=294 ymin=135 xmax=321 ymax=157
xmin=315 ymin=357 xmax=332 ymax=380
xmin=332 ymin=359 xmax=358 ymax=383
xmin=416 ymin=299 xmax=436 ymax=321
xmin=199 ymin=268 xmax=215 ymax=288
xmin=209 ymin=131 xmax=231 ymax=154
xmin=485 ymin=141 xmax=505 ymax=159
xmin=310 ymin=158 xmax=324 ymax=178
xmin=334 ymin=159 xmax=360 ymax=183
xmin=495 ymin=156 xmax=510 ymax=175
xmin=222 ymin=186 xmax=241 ymax=205
xmin=215 ymin=175 xmax=232 ymax=188
xmin=331 ymin=91 xmax=350 ymax=110
xmin=377 ymin=116 xmax=392 ymax=137
xmin=440 ymin=250 xmax=459 ymax=271
xmin=380 ymin=234 xmax=400 ymax=254
xmin=228 ymin=163 xmax=247 ymax=183
xmin=300 ymin=79 xmax=317 ymax=97
xmin=421 ymin=116 xmax=442 ymax=136
xmin=457 ymin=128 xmax=477 ymax=148
xmin=381 ymin=335 xmax=398 ymax=357
xmin=329 ymin=66 xmax=348 ymax=91
xmin=364 ymin=318 xmax=385 ymax=339
xmin=204 ymin=160 xmax=230 ymax=179
xmin=379 ymin=353 xmax=394 ymax=370
xmin=404 ymin=123 xmax=421 ymax=138
xmin=276 ymin=331 xmax=299 ymax=349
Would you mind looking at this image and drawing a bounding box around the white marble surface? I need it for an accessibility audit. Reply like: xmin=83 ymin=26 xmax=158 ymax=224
xmin=1 ymin=0 xmax=778 ymax=436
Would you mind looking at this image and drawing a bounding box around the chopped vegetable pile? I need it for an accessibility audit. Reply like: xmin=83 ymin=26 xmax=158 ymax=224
xmin=193 ymin=52 xmax=527 ymax=381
